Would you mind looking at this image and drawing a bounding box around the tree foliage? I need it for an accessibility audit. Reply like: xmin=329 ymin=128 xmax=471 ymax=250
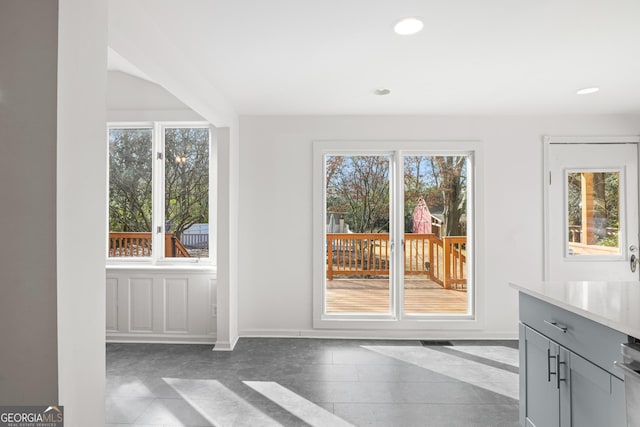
xmin=567 ymin=172 xmax=619 ymax=246
xmin=109 ymin=128 xmax=209 ymax=240
xmin=326 ymin=156 xmax=390 ymax=233
xmin=326 ymin=154 xmax=467 ymax=236
xmin=109 ymin=129 xmax=153 ymax=232
xmin=164 ymin=128 xmax=209 ymax=239
xmin=434 ymin=156 xmax=467 ymax=236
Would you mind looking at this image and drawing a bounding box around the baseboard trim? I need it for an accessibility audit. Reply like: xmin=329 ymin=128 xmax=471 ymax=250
xmin=106 ymin=333 xmax=216 ymax=344
xmin=239 ymin=328 xmax=518 ymax=340
xmin=213 ymin=335 xmax=240 ymax=351
xmin=106 ymin=330 xmax=519 ymax=345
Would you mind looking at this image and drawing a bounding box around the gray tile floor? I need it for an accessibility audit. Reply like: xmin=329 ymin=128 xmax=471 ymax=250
xmin=106 ymin=339 xmax=519 ymax=427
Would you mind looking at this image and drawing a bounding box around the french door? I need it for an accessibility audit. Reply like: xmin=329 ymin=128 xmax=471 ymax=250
xmin=318 ymin=148 xmax=474 ymax=322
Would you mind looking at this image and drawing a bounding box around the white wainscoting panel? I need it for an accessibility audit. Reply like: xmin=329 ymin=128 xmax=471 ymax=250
xmin=106 ymin=267 xmax=217 ymax=343
xmin=209 ymin=278 xmax=217 ymax=337
xmin=165 ymin=278 xmax=188 ymax=333
xmin=129 ymin=278 xmax=154 ymax=332
xmin=106 ymin=277 xmax=119 ymax=332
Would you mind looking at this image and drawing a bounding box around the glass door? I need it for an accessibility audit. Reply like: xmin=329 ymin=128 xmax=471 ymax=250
xmin=320 ymin=149 xmax=474 ymax=320
xmin=324 ymin=154 xmax=392 ymax=315
xmin=402 ymin=155 xmax=471 ymax=315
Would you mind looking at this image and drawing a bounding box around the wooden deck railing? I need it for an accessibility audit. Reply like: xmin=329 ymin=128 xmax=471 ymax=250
xmin=326 ymin=233 xmax=466 ymax=289
xmin=109 ymin=232 xmax=191 ymax=257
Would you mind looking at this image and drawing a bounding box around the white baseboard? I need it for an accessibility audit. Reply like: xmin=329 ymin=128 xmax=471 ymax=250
xmin=105 ymin=330 xmax=519 ymax=345
xmin=106 ymin=333 xmax=216 ymax=344
xmin=239 ymin=328 xmax=518 ymax=340
xmin=213 ymin=335 xmax=240 ymax=351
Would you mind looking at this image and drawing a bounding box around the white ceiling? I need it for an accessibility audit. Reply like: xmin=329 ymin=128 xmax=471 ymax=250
xmin=108 ymin=0 xmax=640 ymax=116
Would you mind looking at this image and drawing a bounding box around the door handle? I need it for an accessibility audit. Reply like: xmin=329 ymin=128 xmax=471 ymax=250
xmin=631 ymin=254 xmax=639 ymax=273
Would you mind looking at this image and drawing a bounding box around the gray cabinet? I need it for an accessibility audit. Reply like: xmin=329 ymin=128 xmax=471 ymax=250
xmin=519 ymin=293 xmax=627 ymax=427
xmin=521 ymin=324 xmax=560 ymax=427
xmin=564 ymin=350 xmax=625 ymax=427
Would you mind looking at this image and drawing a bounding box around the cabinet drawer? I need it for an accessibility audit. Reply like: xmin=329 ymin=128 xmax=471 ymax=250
xmin=519 ymin=293 xmax=627 ymax=378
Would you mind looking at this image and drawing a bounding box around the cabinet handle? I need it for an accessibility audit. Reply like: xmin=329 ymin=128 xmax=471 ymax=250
xmin=544 ymin=320 xmax=568 ymax=333
xmin=547 ymin=348 xmax=557 ymax=382
xmin=556 ymin=354 xmax=566 ymax=389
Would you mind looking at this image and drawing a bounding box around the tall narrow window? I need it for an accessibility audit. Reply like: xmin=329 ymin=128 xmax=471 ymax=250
xmin=108 ymin=128 xmax=153 ymax=257
xmin=108 ymin=123 xmax=212 ymax=262
xmin=164 ymin=127 xmax=210 ymax=258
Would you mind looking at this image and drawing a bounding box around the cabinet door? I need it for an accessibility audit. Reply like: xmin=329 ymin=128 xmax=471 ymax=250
xmin=561 ymin=349 xmax=626 ymax=427
xmin=521 ymin=324 xmax=560 ymax=427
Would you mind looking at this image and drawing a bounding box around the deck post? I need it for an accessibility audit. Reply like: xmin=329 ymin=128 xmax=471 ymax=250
xmin=428 ymin=236 xmax=435 ymax=281
xmin=327 ymin=235 xmax=334 ymax=280
xmin=443 ymin=237 xmax=451 ymax=289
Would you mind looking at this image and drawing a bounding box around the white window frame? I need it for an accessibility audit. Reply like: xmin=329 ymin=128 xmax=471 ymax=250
xmin=312 ymin=140 xmax=484 ymax=330
xmin=106 ymin=121 xmax=216 ymax=266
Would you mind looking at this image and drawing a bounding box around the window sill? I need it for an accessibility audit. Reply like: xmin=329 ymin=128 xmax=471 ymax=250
xmin=106 ymin=262 xmax=216 ymax=274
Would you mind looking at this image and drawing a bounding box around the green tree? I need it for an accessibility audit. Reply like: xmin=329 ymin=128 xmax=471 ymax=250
xmin=435 ymin=156 xmax=466 ymax=236
xmin=326 ymin=155 xmax=390 ymax=233
xmin=164 ymin=128 xmax=209 ymax=239
xmin=326 ymin=154 xmax=466 ymax=236
xmin=109 ymin=129 xmax=153 ymax=232
xmin=109 ymin=127 xmax=209 ymax=241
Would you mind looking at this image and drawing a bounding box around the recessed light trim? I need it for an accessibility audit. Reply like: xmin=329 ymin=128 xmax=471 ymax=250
xmin=576 ymin=87 xmax=600 ymax=95
xmin=394 ymin=17 xmax=424 ymax=35
xmin=374 ymin=89 xmax=391 ymax=96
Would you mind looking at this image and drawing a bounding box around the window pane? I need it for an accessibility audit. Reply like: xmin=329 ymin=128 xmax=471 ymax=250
xmin=164 ymin=128 xmax=210 ymax=258
xmin=324 ymin=155 xmax=391 ymax=314
xmin=567 ymin=171 xmax=620 ymax=256
xmin=108 ymin=128 xmax=153 ymax=257
xmin=403 ymin=155 xmax=469 ymax=314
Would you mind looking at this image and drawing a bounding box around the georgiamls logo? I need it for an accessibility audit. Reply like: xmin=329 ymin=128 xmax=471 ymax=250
xmin=0 ymin=405 xmax=64 ymax=426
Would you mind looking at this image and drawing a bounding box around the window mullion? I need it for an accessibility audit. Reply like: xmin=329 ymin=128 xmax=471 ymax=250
xmin=394 ymin=151 xmax=405 ymax=320
xmin=152 ymin=122 xmax=165 ymax=261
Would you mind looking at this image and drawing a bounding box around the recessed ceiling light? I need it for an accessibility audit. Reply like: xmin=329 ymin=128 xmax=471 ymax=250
xmin=374 ymin=89 xmax=391 ymax=96
xmin=394 ymin=17 xmax=424 ymax=35
xmin=576 ymin=87 xmax=599 ymax=95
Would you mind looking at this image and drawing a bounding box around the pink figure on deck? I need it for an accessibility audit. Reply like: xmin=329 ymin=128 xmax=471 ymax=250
xmin=412 ymin=197 xmax=432 ymax=234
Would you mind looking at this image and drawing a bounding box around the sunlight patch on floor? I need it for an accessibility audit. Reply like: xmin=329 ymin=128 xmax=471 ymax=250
xmin=362 ymin=345 xmax=519 ymax=400
xmin=446 ymin=345 xmax=519 ymax=368
xmin=162 ymin=378 xmax=281 ymax=426
xmin=244 ymin=381 xmax=354 ymax=427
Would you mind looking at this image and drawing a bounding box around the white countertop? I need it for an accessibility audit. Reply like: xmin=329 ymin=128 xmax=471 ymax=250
xmin=509 ymin=281 xmax=640 ymax=339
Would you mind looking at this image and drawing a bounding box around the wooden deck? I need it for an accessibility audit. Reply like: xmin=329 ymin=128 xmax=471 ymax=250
xmin=326 ymin=278 xmax=468 ymax=314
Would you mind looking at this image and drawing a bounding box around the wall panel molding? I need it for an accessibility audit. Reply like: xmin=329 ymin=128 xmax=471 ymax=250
xmin=129 ymin=278 xmax=154 ymax=332
xmin=107 ymin=269 xmax=216 ymax=343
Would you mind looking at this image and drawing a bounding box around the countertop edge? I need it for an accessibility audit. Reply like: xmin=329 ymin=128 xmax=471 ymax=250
xmin=509 ymin=281 xmax=640 ymax=339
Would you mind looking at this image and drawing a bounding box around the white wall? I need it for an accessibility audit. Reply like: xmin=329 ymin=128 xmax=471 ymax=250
xmin=107 ymin=71 xmax=204 ymax=122
xmin=57 ymin=0 xmax=108 ymax=424
xmin=238 ymin=115 xmax=640 ymax=338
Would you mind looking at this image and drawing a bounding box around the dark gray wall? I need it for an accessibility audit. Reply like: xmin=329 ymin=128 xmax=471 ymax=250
xmin=0 ymin=0 xmax=59 ymax=403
